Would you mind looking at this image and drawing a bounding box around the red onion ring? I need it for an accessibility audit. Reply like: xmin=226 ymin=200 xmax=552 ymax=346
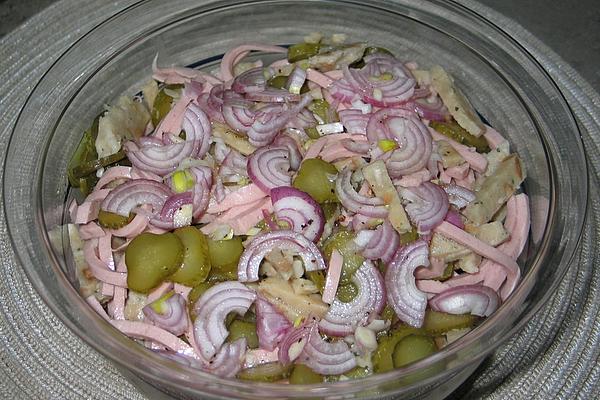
xmin=100 ymin=179 xmax=172 ymax=217
xmin=413 ymin=96 xmax=450 ymax=121
xmin=444 ymin=183 xmax=476 ymax=209
xmin=271 ymin=186 xmax=325 ymax=242
xmin=286 ymin=66 xmax=307 ymax=94
xmin=190 ymin=166 xmax=213 ymax=220
xmin=245 ymin=88 xmax=301 ymax=103
xmin=385 ymin=240 xmax=429 ymax=327
xmin=247 ymin=146 xmax=292 ymax=192
xmin=319 ymin=261 xmax=385 ymax=337
xmin=152 ymin=191 xmax=194 ymax=229
xmin=335 ymin=168 xmax=388 ymax=218
xmin=255 ymin=295 xmax=293 ymax=351
xmin=247 ymin=94 xmax=312 ymax=147
xmin=360 ymin=220 xmax=400 ymax=264
xmin=382 ymin=112 xmax=433 ymax=177
xmin=125 ymin=140 xmax=200 ymax=176
xmin=232 ymin=67 xmax=267 ymax=93
xmin=143 ymin=293 xmax=188 ymax=336
xmin=429 ymin=284 xmax=501 ymax=317
xmin=272 ymin=134 xmax=302 ymax=171
xmin=338 ymin=109 xmax=370 ymax=135
xmin=327 ymin=78 xmax=358 ymax=103
xmin=400 ymin=181 xmax=449 ymax=234
xmin=222 ymin=90 xmax=257 ymax=133
xmin=343 ymin=54 xmax=415 ymax=107
xmin=237 ymin=230 xmax=326 ymax=282
xmin=192 ymin=281 xmax=256 ymax=359
xmin=206 ymin=338 xmax=247 ymax=378
xmin=298 ymin=324 xmax=357 ymax=375
xmin=277 ymin=320 xmax=313 ymax=365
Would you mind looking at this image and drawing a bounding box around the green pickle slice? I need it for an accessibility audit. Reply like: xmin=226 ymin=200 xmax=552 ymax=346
xmin=207 ymin=236 xmax=244 ymax=267
xmin=170 ymin=227 xmax=212 ymax=287
xmin=238 ymin=362 xmax=291 ymax=382
xmin=289 ymin=364 xmax=323 ymax=384
xmin=125 ymin=232 xmax=184 ymax=293
xmin=322 ymin=230 xmax=364 ymax=285
xmin=430 ymin=120 xmax=490 ymax=153
xmin=287 ymin=42 xmax=320 ymax=63
xmin=293 ymin=158 xmax=339 ymax=203
xmin=97 ymin=210 xmax=134 ymax=229
xmin=421 ymin=310 xmax=478 ymax=334
xmin=392 ymin=335 xmax=437 ymax=368
xmin=372 ymin=326 xmax=423 ymax=373
xmin=188 ymin=282 xmax=215 ymax=305
xmin=227 ymin=319 xmax=259 ymax=349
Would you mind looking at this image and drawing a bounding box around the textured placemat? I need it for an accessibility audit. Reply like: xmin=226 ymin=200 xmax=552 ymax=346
xmin=0 ymin=1 xmax=598 ymax=399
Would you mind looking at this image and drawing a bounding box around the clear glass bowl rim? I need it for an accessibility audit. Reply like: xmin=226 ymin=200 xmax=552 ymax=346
xmin=3 ymin=0 xmax=589 ymax=398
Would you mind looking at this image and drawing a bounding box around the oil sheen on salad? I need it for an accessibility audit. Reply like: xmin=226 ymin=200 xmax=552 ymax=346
xmin=67 ymin=32 xmax=529 ymax=382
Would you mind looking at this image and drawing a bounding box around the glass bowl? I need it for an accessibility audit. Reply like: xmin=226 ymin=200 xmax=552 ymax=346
xmin=4 ymin=0 xmax=588 ymax=398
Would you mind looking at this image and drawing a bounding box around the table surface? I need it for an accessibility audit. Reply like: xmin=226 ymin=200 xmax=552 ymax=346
xmin=1 ymin=0 xmax=599 ymax=92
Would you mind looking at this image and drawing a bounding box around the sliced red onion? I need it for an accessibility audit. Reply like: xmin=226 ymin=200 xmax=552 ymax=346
xmin=319 ymin=261 xmax=385 ymax=337
xmin=277 ymin=321 xmax=312 ymax=365
xmin=343 ymin=54 xmax=415 ymax=107
xmin=341 ymin=138 xmax=370 ymax=155
xmin=430 ymin=284 xmax=501 ymax=317
xmin=286 ymin=66 xmax=307 ymax=95
xmin=335 ymin=168 xmax=388 ymax=218
xmin=143 ymin=293 xmax=188 ymax=336
xmin=222 ymin=90 xmax=257 ymax=133
xmin=190 ymin=166 xmax=213 ymax=219
xmin=247 ymin=94 xmax=312 ymax=147
xmin=414 ymin=96 xmax=450 ymax=122
xmin=125 ymin=140 xmax=201 ymax=176
xmin=444 ymin=209 xmax=465 ymax=229
xmin=385 ymin=240 xmax=429 ymax=327
xmin=101 ymin=179 xmax=171 ymax=217
xmin=151 ymin=191 xmax=194 ymax=229
xmin=400 ymin=181 xmax=449 ymax=234
xmin=338 ymin=109 xmax=370 ymax=135
xmin=298 ymin=325 xmax=357 ymax=375
xmin=444 ymin=183 xmax=476 ymax=209
xmin=327 ymin=78 xmax=358 ymax=103
xmin=270 ymin=186 xmax=324 ymax=242
xmin=361 ymin=220 xmax=400 ymax=264
xmin=238 ymin=230 xmax=326 ymax=282
xmin=272 ymin=134 xmax=302 ymax=171
xmin=232 ymin=67 xmax=267 ymax=94
xmin=206 ymin=337 xmax=247 ymax=378
xmin=246 ymin=88 xmax=301 ymax=103
xmin=192 ymin=281 xmax=256 ymax=360
xmin=255 ymin=295 xmax=293 ymax=351
xmin=197 ymin=93 xmax=225 ymax=124
xmin=182 ymin=104 xmax=212 ymax=158
xmin=247 ymin=146 xmax=292 ymax=192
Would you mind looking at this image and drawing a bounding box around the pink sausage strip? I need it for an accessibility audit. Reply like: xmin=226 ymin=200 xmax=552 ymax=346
xmin=174 ymin=283 xmax=192 ymax=299
xmin=304 ymin=133 xmax=363 ymax=160
xmin=445 ymin=163 xmax=470 ymax=180
xmin=243 ymin=348 xmax=280 ymax=369
xmin=78 ymin=222 xmax=105 ymax=240
xmin=415 ymin=257 xmax=447 ymax=280
xmin=146 ymin=282 xmax=174 ymax=305
xmin=153 ymin=54 xmax=222 ymax=85
xmin=108 ymin=258 xmax=128 ymax=320
xmin=220 ymin=44 xmax=287 ymax=82
xmin=95 ymin=166 xmax=132 ymax=190
xmin=73 ymin=200 xmax=100 ymax=225
xmin=111 ymin=320 xmax=194 ymax=353
xmin=433 ymin=221 xmax=519 ymax=276
xmin=153 ymin=95 xmax=194 ymax=139
xmin=483 ymin=125 xmax=507 ymax=149
xmin=429 ymin=128 xmax=488 ymax=173
xmin=110 ymin=213 xmax=150 ymax=238
xmin=306 ymin=69 xmax=334 ymax=88
xmin=322 ymin=249 xmax=343 ymax=304
xmin=206 ymin=183 xmax=267 ymax=214
xmin=83 ymin=239 xmax=128 ymax=287
xmin=394 ymin=169 xmax=432 ymax=188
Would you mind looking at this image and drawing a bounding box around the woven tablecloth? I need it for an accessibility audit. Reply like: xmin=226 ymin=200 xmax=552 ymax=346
xmin=0 ymin=1 xmax=598 ymax=398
